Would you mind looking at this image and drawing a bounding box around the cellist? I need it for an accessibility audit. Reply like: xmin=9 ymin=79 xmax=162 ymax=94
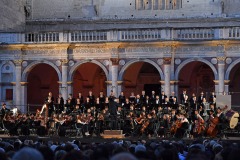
xmin=192 ymin=110 xmax=205 ymax=138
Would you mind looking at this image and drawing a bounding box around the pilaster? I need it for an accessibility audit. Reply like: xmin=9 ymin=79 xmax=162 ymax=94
xmin=217 ymin=56 xmax=226 ymax=95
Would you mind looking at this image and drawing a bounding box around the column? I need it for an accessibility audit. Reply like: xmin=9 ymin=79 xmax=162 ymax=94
xmin=213 ymin=80 xmax=219 ymax=95
xmin=217 ymin=57 xmax=226 ymax=95
xmin=117 ymin=81 xmax=123 ymax=96
xmin=61 ymin=59 xmax=68 ymax=102
xmin=163 ymin=58 xmax=171 ymax=97
xmin=224 ymin=80 xmax=230 ymax=94
xmin=67 ymin=81 xmax=73 ymax=97
xmin=21 ymin=82 xmax=28 ymax=113
xmin=14 ymin=60 xmax=22 ymax=112
xmin=106 ymin=81 xmax=112 ymax=96
xmin=109 ymin=58 xmax=119 ymax=96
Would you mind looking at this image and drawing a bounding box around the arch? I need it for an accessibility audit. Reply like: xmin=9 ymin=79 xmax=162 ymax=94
xmin=118 ymin=59 xmax=164 ymax=81
xmin=225 ymin=58 xmax=240 ymax=80
xmin=69 ymin=60 xmax=109 ymax=81
xmin=22 ymin=60 xmax=61 ymax=82
xmin=175 ymin=58 xmax=218 ymax=80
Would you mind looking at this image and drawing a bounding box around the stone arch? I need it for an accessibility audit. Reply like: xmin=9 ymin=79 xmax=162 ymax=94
xmin=68 ymin=60 xmax=109 ymax=81
xmin=225 ymin=58 xmax=240 ymax=80
xmin=22 ymin=60 xmax=61 ymax=82
xmin=175 ymin=58 xmax=218 ymax=80
xmin=118 ymin=59 xmax=164 ymax=81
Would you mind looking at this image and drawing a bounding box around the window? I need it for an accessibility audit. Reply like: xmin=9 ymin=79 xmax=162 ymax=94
xmin=6 ymin=89 xmax=13 ymax=101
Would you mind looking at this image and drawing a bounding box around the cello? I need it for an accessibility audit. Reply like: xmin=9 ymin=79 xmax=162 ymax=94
xmin=206 ymin=105 xmax=228 ymax=137
xmin=170 ymin=119 xmax=182 ymax=134
xmin=206 ymin=116 xmax=219 ymax=137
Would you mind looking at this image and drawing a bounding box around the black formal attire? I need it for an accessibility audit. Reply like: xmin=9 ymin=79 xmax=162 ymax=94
xmin=56 ymin=97 xmax=64 ymax=114
xmin=197 ymin=95 xmax=206 ymax=104
xmin=134 ymin=98 xmax=142 ymax=110
xmin=160 ymin=94 xmax=167 ymax=104
xmin=180 ymin=93 xmax=187 ymax=105
xmin=45 ymin=96 xmax=54 ymax=117
xmin=169 ymin=96 xmax=177 ymax=104
xmin=118 ymin=95 xmax=126 ymax=106
xmin=87 ymin=95 xmax=95 ymax=107
xmin=140 ymin=94 xmax=146 ymax=103
xmin=209 ymin=94 xmax=216 ymax=104
xmin=109 ymin=100 xmax=121 ymax=130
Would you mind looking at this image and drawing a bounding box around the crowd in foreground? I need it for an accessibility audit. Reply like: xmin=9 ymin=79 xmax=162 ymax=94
xmin=0 ymin=137 xmax=239 ymax=160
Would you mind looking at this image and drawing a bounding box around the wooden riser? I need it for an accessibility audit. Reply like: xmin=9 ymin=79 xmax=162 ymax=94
xmin=102 ymin=130 xmax=124 ymax=139
xmin=101 ymin=134 xmax=125 ymax=139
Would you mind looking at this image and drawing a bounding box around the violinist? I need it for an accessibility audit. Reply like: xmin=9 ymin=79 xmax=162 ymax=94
xmin=76 ymin=113 xmax=90 ymax=136
xmin=96 ymin=110 xmax=105 ymax=135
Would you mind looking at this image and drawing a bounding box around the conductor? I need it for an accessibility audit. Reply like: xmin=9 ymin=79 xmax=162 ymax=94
xmin=109 ymin=97 xmax=121 ymax=130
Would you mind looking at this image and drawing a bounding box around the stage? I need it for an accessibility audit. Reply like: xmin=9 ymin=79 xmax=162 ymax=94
xmin=0 ymin=134 xmax=240 ymax=145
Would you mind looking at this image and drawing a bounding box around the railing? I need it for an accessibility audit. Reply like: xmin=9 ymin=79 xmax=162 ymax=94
xmin=175 ymin=28 xmax=215 ymax=40
xmin=1 ymin=27 xmax=240 ymax=44
xmin=119 ymin=29 xmax=162 ymax=41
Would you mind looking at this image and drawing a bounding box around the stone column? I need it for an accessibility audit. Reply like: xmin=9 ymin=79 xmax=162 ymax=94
xmin=61 ymin=59 xmax=68 ymax=103
xmin=213 ymin=80 xmax=219 ymax=95
xmin=224 ymin=80 xmax=230 ymax=95
xmin=217 ymin=57 xmax=226 ymax=95
xmin=67 ymin=81 xmax=73 ymax=97
xmin=106 ymin=81 xmax=112 ymax=96
xmin=109 ymin=58 xmax=119 ymax=96
xmin=14 ymin=60 xmax=22 ymax=112
xmin=21 ymin=82 xmax=28 ymax=113
xmin=163 ymin=58 xmax=171 ymax=97
xmin=117 ymin=81 xmax=123 ymax=96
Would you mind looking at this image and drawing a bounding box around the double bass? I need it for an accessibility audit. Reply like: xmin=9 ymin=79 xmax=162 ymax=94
xmin=206 ymin=116 xmax=219 ymax=137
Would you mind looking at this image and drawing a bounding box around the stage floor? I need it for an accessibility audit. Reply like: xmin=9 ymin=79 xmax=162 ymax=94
xmin=0 ymin=134 xmax=240 ymax=144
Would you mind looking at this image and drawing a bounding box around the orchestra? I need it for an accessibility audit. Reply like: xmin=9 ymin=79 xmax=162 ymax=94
xmin=0 ymin=90 xmax=239 ymax=139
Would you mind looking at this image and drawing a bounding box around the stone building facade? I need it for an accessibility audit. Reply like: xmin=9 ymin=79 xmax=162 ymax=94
xmin=1 ymin=0 xmax=240 ymax=112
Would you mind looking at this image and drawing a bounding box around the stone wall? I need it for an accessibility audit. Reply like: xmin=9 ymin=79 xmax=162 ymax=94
xmin=28 ymin=0 xmax=223 ymax=20
xmin=224 ymin=0 xmax=240 ymax=17
xmin=0 ymin=0 xmax=26 ymax=32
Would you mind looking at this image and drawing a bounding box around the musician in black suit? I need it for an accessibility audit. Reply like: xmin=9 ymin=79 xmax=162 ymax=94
xmin=109 ymin=98 xmax=121 ymax=129
xmin=216 ymin=107 xmax=227 ymax=137
xmin=77 ymin=92 xmax=84 ymax=105
xmin=134 ymin=94 xmax=142 ymax=110
xmin=67 ymin=94 xmax=76 ymax=112
xmin=150 ymin=90 xmax=156 ymax=104
xmin=140 ymin=90 xmax=146 ymax=103
xmin=0 ymin=103 xmax=10 ymax=118
xmin=190 ymin=96 xmax=198 ymax=110
xmin=118 ymin=91 xmax=126 ymax=106
xmin=180 ymin=89 xmax=188 ymax=105
xmin=169 ymin=91 xmax=177 ymax=104
xmin=160 ymin=91 xmax=167 ymax=104
xmin=197 ymin=91 xmax=206 ymax=104
xmin=209 ymin=91 xmax=216 ymax=104
xmin=56 ymin=94 xmax=64 ymax=114
xmin=171 ymin=97 xmax=179 ymax=110
xmin=87 ymin=91 xmax=95 ymax=106
xmin=45 ymin=92 xmax=55 ymax=117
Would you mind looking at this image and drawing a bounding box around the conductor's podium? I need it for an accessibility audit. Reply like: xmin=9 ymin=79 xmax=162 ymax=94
xmin=101 ymin=130 xmax=124 ymax=139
